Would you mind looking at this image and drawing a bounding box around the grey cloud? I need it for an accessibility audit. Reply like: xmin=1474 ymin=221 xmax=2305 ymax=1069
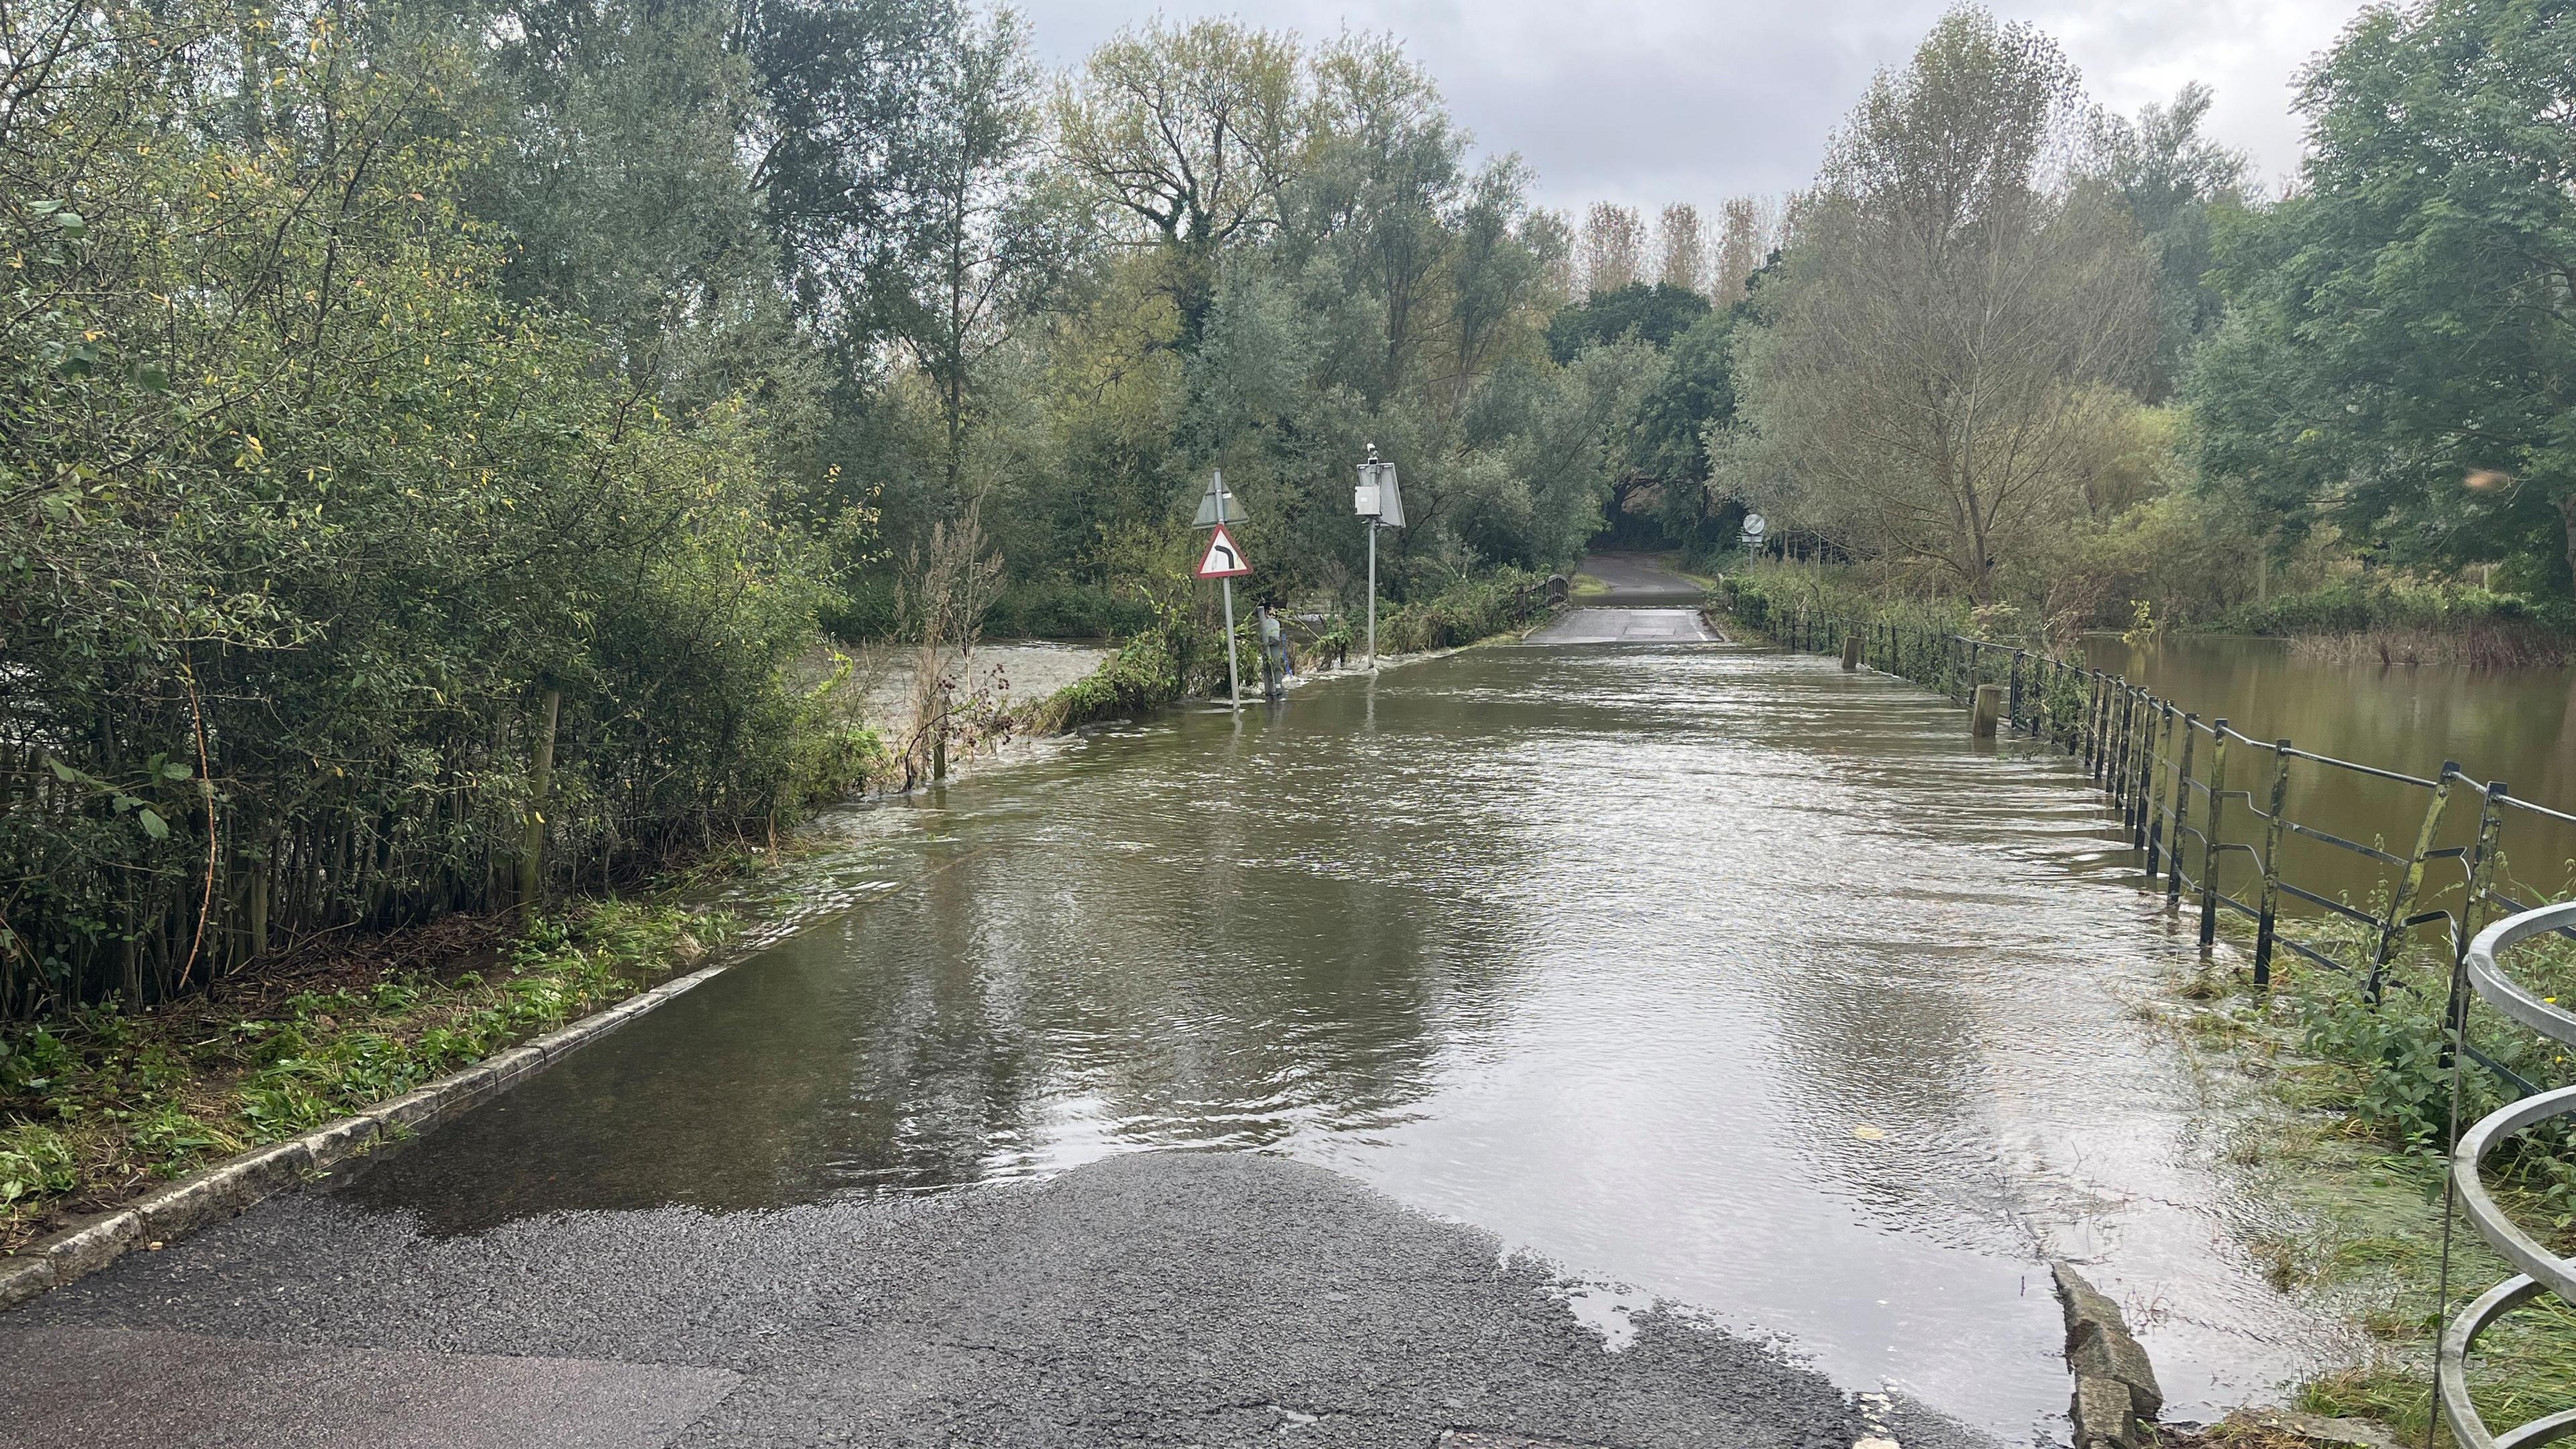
xmin=1018 ymin=0 xmax=2361 ymax=211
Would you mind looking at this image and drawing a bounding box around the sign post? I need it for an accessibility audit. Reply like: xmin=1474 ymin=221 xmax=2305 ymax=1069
xmin=1353 ymin=444 xmax=1404 ymax=670
xmin=1193 ymin=472 xmax=1253 ymax=711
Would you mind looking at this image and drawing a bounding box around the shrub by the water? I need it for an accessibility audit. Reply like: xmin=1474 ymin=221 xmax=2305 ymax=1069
xmin=0 ymin=7 xmax=855 ymax=1020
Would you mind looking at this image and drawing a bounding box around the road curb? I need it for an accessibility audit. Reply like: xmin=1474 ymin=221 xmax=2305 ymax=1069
xmin=2051 ymin=1260 xmax=2164 ymax=1448
xmin=0 ymin=952 xmax=742 ymax=1313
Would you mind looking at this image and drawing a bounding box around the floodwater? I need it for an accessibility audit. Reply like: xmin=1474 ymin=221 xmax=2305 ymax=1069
xmin=340 ymin=630 xmax=2345 ymax=1440
xmin=2082 ymin=633 xmax=2576 ymax=908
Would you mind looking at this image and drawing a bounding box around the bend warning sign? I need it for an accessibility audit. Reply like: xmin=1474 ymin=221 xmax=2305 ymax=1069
xmin=1194 ymin=523 xmax=1252 ymax=579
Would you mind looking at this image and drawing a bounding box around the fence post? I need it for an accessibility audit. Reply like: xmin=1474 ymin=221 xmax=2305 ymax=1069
xmin=2254 ymin=740 xmax=2291 ymax=989
xmin=2200 ymin=720 xmax=2231 ymax=949
xmin=2093 ymin=673 xmax=2112 ymax=775
xmin=2130 ymin=691 xmax=2156 ymax=848
xmin=2368 ymin=761 xmax=2458 ymax=1005
xmin=2008 ymin=651 xmax=2025 ymax=731
xmin=2086 ymin=672 xmax=2106 ymax=777
xmin=2112 ymin=685 xmax=2135 ymax=821
xmin=2168 ymin=714 xmax=2198 ymax=910
xmin=2444 ymin=780 xmax=2510 ymax=1069
xmin=2144 ymin=704 xmax=2171 ymax=874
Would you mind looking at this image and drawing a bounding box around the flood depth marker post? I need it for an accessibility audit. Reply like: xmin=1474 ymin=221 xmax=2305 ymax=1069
xmin=1193 ymin=470 xmax=1254 ymax=710
xmin=1353 ymin=444 xmax=1405 ymax=669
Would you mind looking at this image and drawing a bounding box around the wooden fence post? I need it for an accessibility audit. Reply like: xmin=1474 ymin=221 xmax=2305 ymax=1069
xmin=1972 ymin=684 xmax=2004 ymax=739
xmin=2254 ymin=740 xmax=2292 ymax=989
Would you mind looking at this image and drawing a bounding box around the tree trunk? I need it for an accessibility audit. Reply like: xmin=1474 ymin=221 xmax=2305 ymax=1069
xmin=2559 ymin=494 xmax=2576 ymax=594
xmin=519 ymin=689 xmax=561 ymax=916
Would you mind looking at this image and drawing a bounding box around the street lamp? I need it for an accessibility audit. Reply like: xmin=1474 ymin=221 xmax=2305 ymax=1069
xmin=1354 ymin=444 xmax=1404 ymax=669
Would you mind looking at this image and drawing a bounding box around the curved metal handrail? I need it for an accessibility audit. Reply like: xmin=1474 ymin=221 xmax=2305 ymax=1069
xmin=2442 ymin=900 xmax=2576 ymax=1449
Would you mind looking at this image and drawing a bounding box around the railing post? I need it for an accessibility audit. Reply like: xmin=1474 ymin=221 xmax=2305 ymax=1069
xmin=2200 ymin=720 xmax=2230 ymax=949
xmin=2168 ymin=714 xmax=2197 ymax=910
xmin=2369 ymin=761 xmax=2459 ymax=1004
xmin=2443 ymin=780 xmax=2508 ymax=1070
xmin=2459 ymin=780 xmax=2508 ymax=957
xmin=2254 ymin=740 xmax=2291 ymax=989
xmin=2130 ymin=690 xmax=2155 ymax=849
xmin=2145 ymin=704 xmax=2172 ymax=877
xmin=2086 ymin=672 xmax=2106 ymax=777
xmin=2112 ymin=684 xmax=2135 ymax=820
xmin=2008 ymin=651 xmax=2025 ymax=732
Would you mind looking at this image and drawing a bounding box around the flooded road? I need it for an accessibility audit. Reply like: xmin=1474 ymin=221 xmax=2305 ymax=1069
xmin=340 ymin=632 xmax=2339 ymax=1440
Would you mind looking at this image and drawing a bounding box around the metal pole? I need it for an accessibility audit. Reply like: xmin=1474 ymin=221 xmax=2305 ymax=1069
xmin=1216 ymin=477 xmax=1241 ymax=712
xmin=2200 ymin=719 xmax=2229 ymax=950
xmin=2168 ymin=714 xmax=2196 ymax=910
xmin=1366 ymin=523 xmax=1378 ymax=671
xmin=2254 ymin=740 xmax=2291 ymax=988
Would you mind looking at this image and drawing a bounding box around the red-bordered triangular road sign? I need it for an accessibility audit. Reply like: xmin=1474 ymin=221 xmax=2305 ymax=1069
xmin=1195 ymin=523 xmax=1252 ymax=579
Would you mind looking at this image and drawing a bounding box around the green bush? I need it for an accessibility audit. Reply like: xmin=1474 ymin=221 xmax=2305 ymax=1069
xmin=1379 ymin=568 xmax=1553 ymax=652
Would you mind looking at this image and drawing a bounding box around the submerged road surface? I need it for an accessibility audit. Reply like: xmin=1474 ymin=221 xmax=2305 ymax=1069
xmin=0 ymin=592 xmax=2339 ymax=1445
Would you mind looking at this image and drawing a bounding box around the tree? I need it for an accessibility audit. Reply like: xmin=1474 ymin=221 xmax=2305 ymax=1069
xmin=1299 ymin=32 xmax=1464 ymax=403
xmin=2190 ymin=0 xmax=2576 ymax=594
xmin=1545 ymin=282 xmax=1710 ymax=364
xmin=875 ymin=8 xmax=1070 ymax=492
xmin=1729 ymin=7 xmax=2154 ymax=601
xmin=1053 ymin=17 xmax=1301 ymax=338
xmin=1580 ymin=202 xmax=1642 ymax=294
xmin=2091 ymin=83 xmax=2248 ymax=397
xmin=1712 ymin=195 xmax=1779 ymax=305
xmin=1655 ymin=203 xmax=1706 ymax=293
xmin=748 ymin=0 xmax=967 ymax=380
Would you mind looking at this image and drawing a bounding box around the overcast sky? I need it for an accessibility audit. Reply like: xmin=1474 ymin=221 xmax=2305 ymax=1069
xmin=1014 ymin=0 xmax=2369 ymax=215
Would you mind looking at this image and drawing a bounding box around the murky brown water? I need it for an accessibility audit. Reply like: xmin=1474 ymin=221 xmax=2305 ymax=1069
xmin=2082 ymin=634 xmax=2576 ymax=911
xmin=343 ymin=634 xmax=2347 ymax=1439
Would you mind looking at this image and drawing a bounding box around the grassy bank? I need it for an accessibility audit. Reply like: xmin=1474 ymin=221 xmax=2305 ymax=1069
xmin=2216 ymin=582 xmax=2574 ymax=668
xmin=1 ymin=898 xmax=738 ymax=1256
xmin=2130 ymin=904 xmax=2576 ymax=1441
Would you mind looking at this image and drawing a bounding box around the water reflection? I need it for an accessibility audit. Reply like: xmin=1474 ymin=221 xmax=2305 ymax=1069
xmin=341 ymin=639 xmax=2342 ymax=1438
xmin=2085 ymin=634 xmax=2576 ymax=905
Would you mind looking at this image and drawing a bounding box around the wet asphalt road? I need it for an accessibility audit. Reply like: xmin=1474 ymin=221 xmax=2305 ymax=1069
xmin=1572 ymin=553 xmax=1711 ymax=606
xmin=0 ymin=1151 xmax=1967 ymax=1449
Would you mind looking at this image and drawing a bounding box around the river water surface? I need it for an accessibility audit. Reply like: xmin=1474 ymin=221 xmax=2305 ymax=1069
xmin=343 ymin=633 xmax=2345 ymax=1440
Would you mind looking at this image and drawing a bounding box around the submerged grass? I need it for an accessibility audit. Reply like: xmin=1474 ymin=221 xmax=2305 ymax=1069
xmin=0 ymin=898 xmax=737 ymax=1255
xmin=2149 ymin=916 xmax=2576 ymax=1444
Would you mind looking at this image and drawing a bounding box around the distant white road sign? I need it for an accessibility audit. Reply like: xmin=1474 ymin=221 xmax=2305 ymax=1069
xmin=1195 ymin=523 xmax=1252 ymax=579
xmin=1741 ymin=512 xmax=1768 ymax=539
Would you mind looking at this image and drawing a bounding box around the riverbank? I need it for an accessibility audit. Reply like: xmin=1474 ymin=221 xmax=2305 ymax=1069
xmin=2145 ymin=936 xmax=2576 ymax=1443
xmin=1 ymin=898 xmax=742 ymax=1258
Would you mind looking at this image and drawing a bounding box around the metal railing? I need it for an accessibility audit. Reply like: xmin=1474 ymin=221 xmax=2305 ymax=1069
xmin=2445 ymin=903 xmax=2576 ymax=1449
xmin=1716 ymin=580 xmax=2576 ymax=995
xmin=1716 ymin=578 xmax=2576 ymax=1446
